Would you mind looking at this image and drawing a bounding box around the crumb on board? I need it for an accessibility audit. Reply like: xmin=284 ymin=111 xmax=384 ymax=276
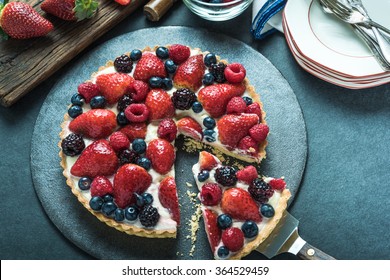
xmin=186 ymin=182 xmax=193 ymax=187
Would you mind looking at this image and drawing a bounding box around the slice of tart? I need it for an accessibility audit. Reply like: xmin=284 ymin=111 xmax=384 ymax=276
xmin=59 ymin=44 xmax=270 ymax=239
xmin=193 ymin=151 xmax=291 ymax=259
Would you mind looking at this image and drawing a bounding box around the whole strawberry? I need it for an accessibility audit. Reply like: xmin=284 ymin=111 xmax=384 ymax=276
xmin=146 ymin=138 xmax=175 ymax=175
xmin=41 ymin=0 xmax=98 ymax=21
xmin=0 ymin=1 xmax=53 ymax=39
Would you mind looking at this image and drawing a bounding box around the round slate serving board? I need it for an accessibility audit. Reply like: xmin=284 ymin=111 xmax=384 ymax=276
xmin=31 ymin=26 xmax=307 ymax=260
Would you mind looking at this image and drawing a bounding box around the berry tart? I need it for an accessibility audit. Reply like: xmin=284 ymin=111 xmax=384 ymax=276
xmin=193 ymin=151 xmax=291 ymax=259
xmin=59 ymin=45 xmax=270 ymax=240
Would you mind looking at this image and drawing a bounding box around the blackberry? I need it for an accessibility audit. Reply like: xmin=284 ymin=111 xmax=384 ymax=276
xmin=114 ymin=54 xmax=133 ymax=73
xmin=139 ymin=205 xmax=160 ymax=227
xmin=248 ymin=178 xmax=274 ymax=203
xmin=171 ymin=88 xmax=197 ymax=110
xmin=61 ymin=133 xmax=85 ymax=156
xmin=117 ymin=94 xmax=133 ymax=112
xmin=118 ymin=149 xmax=139 ymax=165
xmin=214 ymin=166 xmax=237 ymax=186
xmin=209 ymin=62 xmax=227 ymax=83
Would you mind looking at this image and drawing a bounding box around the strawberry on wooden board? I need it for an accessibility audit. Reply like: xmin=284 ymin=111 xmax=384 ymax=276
xmin=173 ymin=54 xmax=205 ymax=92
xmin=70 ymin=139 xmax=119 ymax=178
xmin=113 ymin=164 xmax=152 ymax=208
xmin=144 ymin=89 xmax=175 ymax=121
xmin=0 ymin=1 xmax=53 ymax=39
xmin=69 ymin=109 xmax=117 ymax=139
xmin=158 ymin=177 xmax=180 ymax=224
xmin=199 ymin=151 xmax=219 ymax=171
xmin=176 ymin=117 xmax=203 ymax=141
xmin=203 ymin=209 xmax=221 ymax=253
xmin=95 ymin=73 xmax=134 ymax=104
xmin=115 ymin=0 xmax=132 ymax=5
xmin=197 ymin=83 xmax=246 ymax=118
xmin=146 ymin=138 xmax=175 ymax=175
xmin=133 ymin=53 xmax=167 ymax=82
xmin=41 ymin=0 xmax=98 ymax=21
xmin=217 ymin=113 xmax=259 ymax=148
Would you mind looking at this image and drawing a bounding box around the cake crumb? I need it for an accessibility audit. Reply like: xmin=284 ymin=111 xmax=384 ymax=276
xmin=186 ymin=182 xmax=193 ymax=187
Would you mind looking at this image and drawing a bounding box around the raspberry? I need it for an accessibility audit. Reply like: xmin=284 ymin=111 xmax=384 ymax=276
xmin=139 ymin=205 xmax=160 ymax=227
xmin=128 ymin=80 xmax=149 ymax=102
xmin=169 ymin=44 xmax=191 ymax=64
xmin=77 ymin=82 xmax=100 ymax=103
xmin=221 ymin=227 xmax=244 ymax=252
xmin=249 ymin=124 xmax=269 ymax=143
xmin=269 ymin=178 xmax=286 ymax=191
xmin=226 ymin=97 xmax=247 ymax=115
xmin=236 ymin=166 xmax=258 ymax=184
xmin=171 ymin=88 xmax=197 ymax=110
xmin=157 ymin=118 xmax=177 ymax=142
xmin=245 ymin=103 xmax=262 ymax=119
xmin=125 ymin=103 xmax=149 ymax=122
xmin=117 ymin=94 xmax=133 ymax=112
xmin=248 ymin=178 xmax=274 ymax=203
xmin=114 ymin=54 xmax=133 ymax=73
xmin=209 ymin=62 xmax=226 ymax=83
xmin=117 ymin=149 xmax=139 ymax=165
xmin=237 ymin=136 xmax=259 ymax=155
xmin=109 ymin=131 xmax=130 ymax=152
xmin=224 ymin=63 xmax=246 ymax=84
xmin=200 ymin=183 xmax=222 ymax=206
xmin=90 ymin=176 xmax=113 ymax=197
xmin=214 ymin=166 xmax=237 ymax=187
xmin=61 ymin=133 xmax=85 ymax=156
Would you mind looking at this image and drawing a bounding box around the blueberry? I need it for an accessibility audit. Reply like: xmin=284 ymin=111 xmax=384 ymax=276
xmin=142 ymin=193 xmax=154 ymax=205
xmin=204 ymin=53 xmax=217 ymax=67
xmin=164 ymin=59 xmax=177 ymax=74
xmin=156 ymin=46 xmax=169 ymax=59
xmin=217 ymin=214 xmax=232 ymax=229
xmin=71 ymin=93 xmax=84 ymax=106
xmin=203 ymin=117 xmax=216 ymax=129
xmin=134 ymin=193 xmax=145 ymax=208
xmin=197 ymin=170 xmax=210 ymax=182
xmin=149 ymin=76 xmax=163 ymax=88
xmin=78 ymin=177 xmax=92 ymax=190
xmin=242 ymin=96 xmax=253 ymax=106
xmin=260 ymin=204 xmax=275 ymax=218
xmin=103 ymin=194 xmax=114 ymax=202
xmin=217 ymin=246 xmax=230 ymax=259
xmin=125 ymin=206 xmax=139 ymax=221
xmin=192 ymin=101 xmax=203 ymax=113
xmin=130 ymin=49 xmax=142 ymax=61
xmin=117 ymin=111 xmax=130 ymax=126
xmin=68 ymin=105 xmax=82 ymax=118
xmin=114 ymin=208 xmax=125 ymax=222
xmin=101 ymin=201 xmax=117 ymax=217
xmin=132 ymin=138 xmax=147 ymax=154
xmin=204 ymin=129 xmax=216 ymax=142
xmin=161 ymin=78 xmax=173 ymax=90
xmin=136 ymin=157 xmax=151 ymax=170
xmin=202 ymin=73 xmax=214 ymax=85
xmin=90 ymin=95 xmax=106 ymax=109
xmin=241 ymin=220 xmax=259 ymax=238
xmin=89 ymin=196 xmax=104 ymax=211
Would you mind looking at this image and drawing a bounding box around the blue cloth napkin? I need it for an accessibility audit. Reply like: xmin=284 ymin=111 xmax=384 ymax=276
xmin=251 ymin=0 xmax=287 ymax=39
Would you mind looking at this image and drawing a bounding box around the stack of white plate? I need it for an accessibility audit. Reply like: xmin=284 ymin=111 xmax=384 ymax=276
xmin=283 ymin=0 xmax=390 ymax=89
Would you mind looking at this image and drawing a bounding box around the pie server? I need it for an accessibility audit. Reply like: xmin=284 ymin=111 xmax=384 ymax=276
xmin=255 ymin=211 xmax=336 ymax=260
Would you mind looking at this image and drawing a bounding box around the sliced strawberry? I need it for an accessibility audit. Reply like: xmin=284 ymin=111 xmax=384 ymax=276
xmin=236 ymin=166 xmax=258 ymax=184
xmin=176 ymin=117 xmax=203 ymax=141
xmin=90 ymin=176 xmax=113 ymax=197
xmin=145 ymin=89 xmax=175 ymax=121
xmin=95 ymin=73 xmax=134 ymax=104
xmin=217 ymin=114 xmax=259 ymax=148
xmin=199 ymin=151 xmax=219 ymax=171
xmin=133 ymin=52 xmax=167 ymax=82
xmin=173 ymin=54 xmax=205 ymax=92
xmin=77 ymin=82 xmax=100 ymax=103
xmin=70 ymin=140 xmax=119 ymax=178
xmin=269 ymin=178 xmax=286 ymax=191
xmin=146 ymin=138 xmax=175 ymax=175
xmin=198 ymin=83 xmax=246 ymax=118
xmin=68 ymin=109 xmax=117 ymax=139
xmin=158 ymin=177 xmax=180 ymax=224
xmin=109 ymin=131 xmax=130 ymax=152
xmin=168 ymin=44 xmax=191 ymax=64
xmin=221 ymin=188 xmax=262 ymax=222
xmin=113 ymin=164 xmax=152 ymax=208
xmin=203 ymin=209 xmax=222 ymax=253
xmin=119 ymin=122 xmax=147 ymax=142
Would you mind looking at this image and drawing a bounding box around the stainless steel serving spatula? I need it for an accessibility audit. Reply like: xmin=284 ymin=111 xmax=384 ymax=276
xmin=256 ymin=211 xmax=336 ymax=260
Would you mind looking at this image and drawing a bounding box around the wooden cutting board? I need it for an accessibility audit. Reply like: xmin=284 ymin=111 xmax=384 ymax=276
xmin=0 ymin=0 xmax=147 ymax=107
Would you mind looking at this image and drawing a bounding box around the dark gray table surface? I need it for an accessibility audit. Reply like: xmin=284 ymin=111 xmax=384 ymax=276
xmin=1 ymin=3 xmax=389 ymax=260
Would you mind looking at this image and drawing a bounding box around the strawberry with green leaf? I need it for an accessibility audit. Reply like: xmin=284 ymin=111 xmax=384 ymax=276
xmin=41 ymin=0 xmax=98 ymax=21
